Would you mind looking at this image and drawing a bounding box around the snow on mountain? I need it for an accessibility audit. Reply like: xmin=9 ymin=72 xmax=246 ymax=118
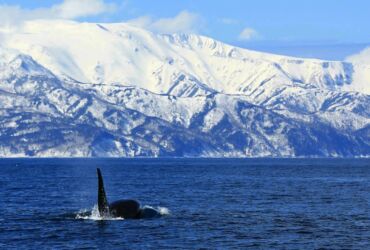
xmin=3 ymin=20 xmax=367 ymax=94
xmin=0 ymin=20 xmax=368 ymax=157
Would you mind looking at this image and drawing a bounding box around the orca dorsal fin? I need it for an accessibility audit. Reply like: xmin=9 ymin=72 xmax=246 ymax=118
xmin=97 ymin=168 xmax=110 ymax=216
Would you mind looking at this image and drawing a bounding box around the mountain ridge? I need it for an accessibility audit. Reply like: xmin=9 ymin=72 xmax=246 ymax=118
xmin=0 ymin=20 xmax=368 ymax=157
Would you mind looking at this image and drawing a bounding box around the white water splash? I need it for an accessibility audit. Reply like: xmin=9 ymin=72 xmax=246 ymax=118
xmin=156 ymin=206 xmax=171 ymax=216
xmin=75 ymin=205 xmax=124 ymax=221
xmin=141 ymin=205 xmax=171 ymax=216
xmin=75 ymin=205 xmax=170 ymax=220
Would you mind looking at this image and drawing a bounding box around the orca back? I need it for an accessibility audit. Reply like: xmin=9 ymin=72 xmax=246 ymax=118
xmin=109 ymin=199 xmax=141 ymax=219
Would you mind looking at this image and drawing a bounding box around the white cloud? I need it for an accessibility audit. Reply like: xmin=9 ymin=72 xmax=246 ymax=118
xmin=347 ymin=47 xmax=370 ymax=65
xmin=128 ymin=11 xmax=203 ymax=34
xmin=52 ymin=0 xmax=115 ymax=19
xmin=238 ymin=27 xmax=258 ymax=41
xmin=345 ymin=47 xmax=370 ymax=94
xmin=0 ymin=0 xmax=115 ymax=27
xmin=0 ymin=3 xmax=201 ymax=35
xmin=126 ymin=16 xmax=153 ymax=28
xmin=0 ymin=5 xmax=202 ymax=47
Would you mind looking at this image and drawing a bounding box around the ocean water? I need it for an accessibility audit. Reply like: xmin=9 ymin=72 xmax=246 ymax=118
xmin=1 ymin=158 xmax=370 ymax=249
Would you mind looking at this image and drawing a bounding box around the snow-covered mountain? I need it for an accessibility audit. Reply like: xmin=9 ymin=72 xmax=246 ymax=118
xmin=0 ymin=20 xmax=369 ymax=157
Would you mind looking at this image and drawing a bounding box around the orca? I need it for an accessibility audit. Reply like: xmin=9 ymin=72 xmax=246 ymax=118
xmin=97 ymin=168 xmax=160 ymax=219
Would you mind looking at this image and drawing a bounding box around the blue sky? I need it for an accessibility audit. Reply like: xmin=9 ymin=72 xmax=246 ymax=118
xmin=1 ymin=0 xmax=369 ymax=60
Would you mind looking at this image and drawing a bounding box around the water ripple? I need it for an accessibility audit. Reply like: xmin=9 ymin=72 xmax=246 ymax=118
xmin=0 ymin=158 xmax=370 ymax=249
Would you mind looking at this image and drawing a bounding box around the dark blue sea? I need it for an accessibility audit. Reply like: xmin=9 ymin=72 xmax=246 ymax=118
xmin=1 ymin=158 xmax=370 ymax=249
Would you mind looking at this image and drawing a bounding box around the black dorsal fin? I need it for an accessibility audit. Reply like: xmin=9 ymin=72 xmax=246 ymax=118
xmin=97 ymin=168 xmax=110 ymax=216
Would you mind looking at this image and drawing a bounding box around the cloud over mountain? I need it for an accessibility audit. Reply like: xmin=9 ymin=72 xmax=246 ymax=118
xmin=238 ymin=27 xmax=258 ymax=41
xmin=0 ymin=0 xmax=115 ymax=27
xmin=128 ymin=11 xmax=203 ymax=34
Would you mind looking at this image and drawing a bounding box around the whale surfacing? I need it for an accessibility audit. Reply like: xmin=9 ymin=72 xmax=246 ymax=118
xmin=97 ymin=168 xmax=160 ymax=219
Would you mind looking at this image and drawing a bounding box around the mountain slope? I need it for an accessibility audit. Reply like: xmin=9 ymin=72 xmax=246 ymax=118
xmin=0 ymin=20 xmax=369 ymax=157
